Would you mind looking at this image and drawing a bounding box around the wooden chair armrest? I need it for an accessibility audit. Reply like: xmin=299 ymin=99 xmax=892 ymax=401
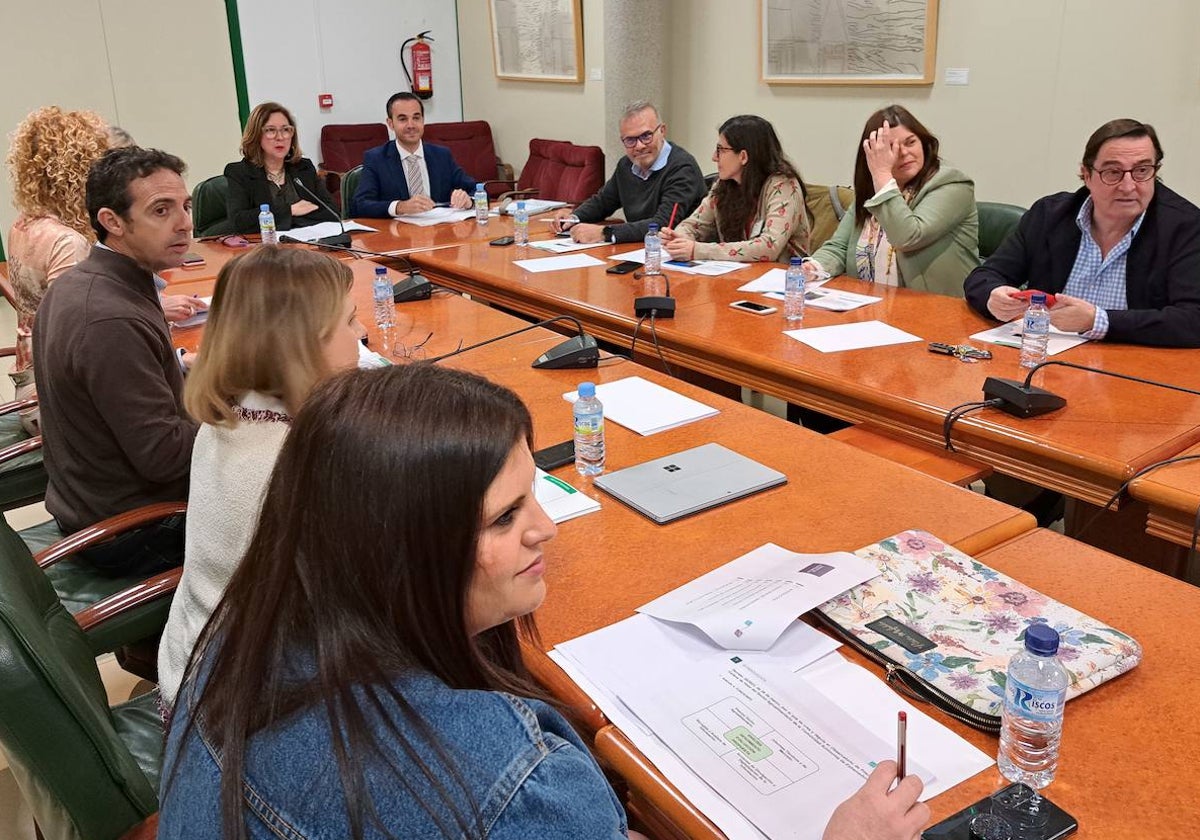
xmin=74 ymin=567 xmax=183 ymax=632
xmin=0 ymin=347 xmax=15 ymax=358
xmin=0 ymin=274 xmax=15 ymax=310
xmin=520 ymin=639 xmax=608 ymax=733
xmin=593 ymin=726 xmax=725 ymax=840
xmin=0 ymin=434 xmax=41 ymax=467
xmin=0 ymin=396 xmax=38 ymax=416
xmin=497 ymin=189 xmax=540 ymax=206
xmin=35 ymin=500 xmax=187 ymax=569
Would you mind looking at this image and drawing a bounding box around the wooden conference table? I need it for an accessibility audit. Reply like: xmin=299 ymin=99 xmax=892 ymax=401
xmin=166 ymin=257 xmax=1194 ymax=838
xmin=402 ymin=237 xmax=1200 ymax=512
xmin=1129 ymin=443 xmax=1200 ymax=553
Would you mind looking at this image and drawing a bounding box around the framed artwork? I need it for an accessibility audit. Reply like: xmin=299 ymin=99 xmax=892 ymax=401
xmin=489 ymin=0 xmax=584 ymax=83
xmin=761 ymin=0 xmax=939 ymax=86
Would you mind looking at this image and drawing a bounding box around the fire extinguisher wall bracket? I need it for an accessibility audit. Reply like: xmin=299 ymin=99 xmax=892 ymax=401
xmin=401 ymin=31 xmax=435 ymax=100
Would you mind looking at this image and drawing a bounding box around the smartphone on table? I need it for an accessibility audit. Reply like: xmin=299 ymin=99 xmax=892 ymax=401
xmin=922 ymin=783 xmax=1077 ymax=840
xmin=728 ymin=299 xmax=778 ymax=316
xmin=606 ymin=261 xmax=640 ymax=275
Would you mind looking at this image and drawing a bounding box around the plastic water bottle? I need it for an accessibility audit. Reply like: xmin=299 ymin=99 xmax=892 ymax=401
xmin=372 ymin=266 xmax=395 ymax=350
xmin=644 ymin=223 xmax=662 ymax=276
xmin=1019 ymin=292 xmax=1050 ymax=369
xmin=785 ymin=257 xmax=805 ymax=324
xmin=474 ymin=183 xmax=489 ymax=225
xmin=514 ymin=200 xmax=529 ymax=246
xmin=998 ymin=623 xmax=1069 ymax=789
xmin=258 ymin=204 xmax=278 ymax=245
xmin=573 ymin=382 xmax=605 ymax=476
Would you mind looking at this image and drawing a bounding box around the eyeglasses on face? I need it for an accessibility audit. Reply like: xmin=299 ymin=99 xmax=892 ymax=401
xmin=714 ymin=144 xmax=735 ymax=156
xmin=620 ymin=124 xmax=663 ymax=149
xmin=1091 ymin=163 xmax=1159 ymax=185
xmin=262 ymin=125 xmax=296 ymax=139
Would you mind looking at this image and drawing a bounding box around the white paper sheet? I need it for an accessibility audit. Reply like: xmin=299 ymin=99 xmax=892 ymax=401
xmin=637 ymin=543 xmax=879 ymax=650
xmin=533 ymin=468 xmax=600 ymax=523
xmin=617 ymin=659 xmax=934 ymax=840
xmin=172 ymin=296 xmax=213 ymax=329
xmin=801 ymin=287 xmax=883 ymax=311
xmin=513 ymin=253 xmax=607 ymax=273
xmin=393 ymin=208 xmax=476 ymax=226
xmin=606 ymin=248 xmax=745 ymax=276
xmin=496 ymin=198 xmax=568 ymax=216
xmin=561 ymin=376 xmax=719 ymax=435
xmin=527 ymin=238 xmax=612 ymax=254
xmin=737 ymin=268 xmax=828 ymax=294
xmin=785 ymin=320 xmax=923 ymax=353
xmin=970 ymin=322 xmax=1090 ymax=356
xmin=356 ymin=342 xmax=392 ymax=369
xmin=278 ymin=220 xmax=377 ymax=240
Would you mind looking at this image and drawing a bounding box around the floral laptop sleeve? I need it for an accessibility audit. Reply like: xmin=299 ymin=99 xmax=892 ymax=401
xmin=814 ymin=530 xmax=1142 ymax=732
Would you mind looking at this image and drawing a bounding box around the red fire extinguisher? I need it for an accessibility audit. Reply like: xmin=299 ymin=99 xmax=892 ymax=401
xmin=402 ymin=31 xmax=434 ymax=100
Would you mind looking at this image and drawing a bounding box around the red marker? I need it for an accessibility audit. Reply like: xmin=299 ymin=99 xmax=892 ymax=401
xmin=666 ymin=202 xmax=679 ymax=230
xmin=897 ymin=710 xmax=908 ymax=779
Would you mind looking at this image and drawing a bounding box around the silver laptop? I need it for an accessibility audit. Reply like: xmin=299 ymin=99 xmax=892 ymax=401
xmin=594 ymin=443 xmax=787 ymax=524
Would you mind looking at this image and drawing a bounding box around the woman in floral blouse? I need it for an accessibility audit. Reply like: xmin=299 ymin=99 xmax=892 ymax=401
xmin=662 ymin=114 xmax=810 ymax=262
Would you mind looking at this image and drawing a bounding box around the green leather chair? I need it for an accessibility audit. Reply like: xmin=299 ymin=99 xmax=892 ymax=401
xmin=0 ymin=514 xmax=168 ymax=840
xmin=341 ymin=164 xmax=363 ymax=219
xmin=977 ymin=201 xmax=1026 ymax=259
xmin=22 ymin=501 xmax=186 ymax=659
xmin=191 ymin=175 xmax=235 ymax=237
xmin=0 ymin=397 xmax=48 ymax=512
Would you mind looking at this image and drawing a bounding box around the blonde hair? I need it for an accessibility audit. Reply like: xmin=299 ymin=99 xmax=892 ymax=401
xmin=185 ymin=247 xmax=354 ymax=426
xmin=6 ymin=106 xmax=110 ymax=238
xmin=239 ymin=101 xmax=303 ymax=168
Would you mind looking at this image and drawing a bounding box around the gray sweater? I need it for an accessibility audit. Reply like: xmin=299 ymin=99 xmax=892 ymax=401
xmin=34 ymin=246 xmax=197 ymax=532
xmin=572 ymin=143 xmax=707 ymax=243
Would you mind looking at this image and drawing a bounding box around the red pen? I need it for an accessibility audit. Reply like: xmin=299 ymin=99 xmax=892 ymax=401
xmin=666 ymin=202 xmax=679 ymax=230
xmin=897 ymin=711 xmax=907 ymax=779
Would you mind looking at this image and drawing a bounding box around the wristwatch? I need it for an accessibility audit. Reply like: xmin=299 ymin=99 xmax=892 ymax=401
xmin=602 ymin=225 xmax=615 ymax=243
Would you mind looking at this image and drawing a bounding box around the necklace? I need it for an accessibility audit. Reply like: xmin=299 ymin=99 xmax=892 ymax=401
xmin=266 ymin=167 xmax=285 ymax=186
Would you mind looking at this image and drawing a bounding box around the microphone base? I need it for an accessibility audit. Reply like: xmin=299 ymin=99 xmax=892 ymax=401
xmin=532 ymin=334 xmax=600 ymax=369
xmin=392 ymin=274 xmax=433 ymax=303
xmin=982 ymin=376 xmax=1067 ymax=418
xmin=634 ymin=296 xmax=676 ymax=319
xmin=315 ymin=233 xmax=354 ymax=248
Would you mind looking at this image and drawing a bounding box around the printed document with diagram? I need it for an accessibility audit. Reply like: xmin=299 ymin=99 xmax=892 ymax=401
xmin=638 ymin=543 xmax=879 ymax=650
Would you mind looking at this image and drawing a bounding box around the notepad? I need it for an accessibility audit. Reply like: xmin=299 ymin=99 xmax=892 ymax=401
xmin=533 ymin=469 xmax=601 ymax=523
xmin=562 ymin=376 xmax=719 ymax=435
xmin=970 ymin=322 xmax=1089 ymax=356
xmin=172 ymin=297 xmax=213 ymax=329
xmin=279 ymin=220 xmax=376 ymax=240
xmin=394 ymin=208 xmax=475 ymax=226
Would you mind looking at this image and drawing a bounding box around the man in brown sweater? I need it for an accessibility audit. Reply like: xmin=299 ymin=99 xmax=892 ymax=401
xmin=34 ymin=146 xmax=198 ymax=575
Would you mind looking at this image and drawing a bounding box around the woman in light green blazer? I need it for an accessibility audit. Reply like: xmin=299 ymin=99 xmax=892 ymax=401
xmin=805 ymin=105 xmax=979 ymax=298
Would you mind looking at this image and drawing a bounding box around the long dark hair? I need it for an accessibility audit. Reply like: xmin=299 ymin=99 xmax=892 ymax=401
xmin=713 ymin=114 xmax=807 ymax=241
xmin=853 ymin=105 xmax=941 ymax=226
xmin=169 ymin=364 xmax=545 ymax=839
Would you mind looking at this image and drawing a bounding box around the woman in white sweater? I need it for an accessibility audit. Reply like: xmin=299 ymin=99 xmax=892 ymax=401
xmin=158 ymin=247 xmax=360 ymax=707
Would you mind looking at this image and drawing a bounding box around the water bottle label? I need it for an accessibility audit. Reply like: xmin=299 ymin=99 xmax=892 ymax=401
xmin=574 ymin=417 xmax=603 ymax=435
xmin=1005 ymin=677 xmax=1065 ymax=722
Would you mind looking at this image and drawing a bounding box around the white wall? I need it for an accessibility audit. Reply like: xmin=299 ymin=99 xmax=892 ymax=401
xmin=0 ymin=0 xmax=241 ymax=247
xmin=458 ymin=0 xmax=1200 ymax=208
xmin=237 ymin=0 xmax=464 ymax=167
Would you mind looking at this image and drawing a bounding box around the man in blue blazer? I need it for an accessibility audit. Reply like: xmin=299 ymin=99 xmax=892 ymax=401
xmin=352 ymin=92 xmax=477 ymax=218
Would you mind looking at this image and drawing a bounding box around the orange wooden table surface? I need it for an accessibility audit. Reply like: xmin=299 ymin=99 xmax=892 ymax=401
xmin=410 ymin=242 xmax=1200 ymax=506
xmin=1128 ymin=443 xmax=1200 ymax=550
xmin=590 ymin=528 xmax=1198 ymax=839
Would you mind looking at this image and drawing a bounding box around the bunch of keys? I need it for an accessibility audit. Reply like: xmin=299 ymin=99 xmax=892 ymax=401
xmin=927 ymin=342 xmax=993 ymax=363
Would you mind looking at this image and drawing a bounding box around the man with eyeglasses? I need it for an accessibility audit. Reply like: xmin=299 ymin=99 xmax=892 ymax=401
xmin=551 ymin=100 xmax=706 ymax=244
xmin=965 ymin=118 xmax=1200 ymax=347
xmin=352 ymin=92 xmax=477 ymax=218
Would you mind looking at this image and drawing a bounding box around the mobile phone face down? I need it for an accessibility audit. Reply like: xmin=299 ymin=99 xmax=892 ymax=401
xmin=729 ymin=299 xmax=778 ymax=316
xmin=489 ymin=236 xmax=515 ymax=246
xmin=533 ymin=440 xmax=575 ymax=471
xmin=182 ymin=252 xmax=206 ymax=267
xmin=606 ymin=261 xmax=640 ymax=275
xmin=922 ymin=783 xmax=1077 ymax=840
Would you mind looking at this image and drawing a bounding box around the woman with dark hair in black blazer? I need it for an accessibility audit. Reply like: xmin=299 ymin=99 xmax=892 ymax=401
xmin=224 ymin=101 xmax=339 ymax=234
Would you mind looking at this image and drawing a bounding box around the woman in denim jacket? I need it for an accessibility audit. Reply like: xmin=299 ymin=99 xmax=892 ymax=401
xmin=159 ymin=364 xmax=928 ymax=840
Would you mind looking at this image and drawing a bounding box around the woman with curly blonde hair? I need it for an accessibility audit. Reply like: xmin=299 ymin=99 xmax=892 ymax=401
xmin=5 ymin=106 xmax=109 ymax=430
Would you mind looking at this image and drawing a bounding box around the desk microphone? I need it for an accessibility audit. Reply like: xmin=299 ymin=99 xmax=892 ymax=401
xmin=634 ymin=273 xmax=675 ymax=319
xmin=982 ymin=360 xmax=1200 ymax=418
xmin=292 ymin=178 xmax=352 ymax=248
xmin=428 ymin=314 xmax=599 ymax=370
xmin=277 ymin=238 xmax=432 ymax=303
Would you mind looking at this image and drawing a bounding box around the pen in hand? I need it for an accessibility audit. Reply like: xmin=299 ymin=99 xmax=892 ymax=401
xmin=897 ymin=710 xmax=907 ymax=780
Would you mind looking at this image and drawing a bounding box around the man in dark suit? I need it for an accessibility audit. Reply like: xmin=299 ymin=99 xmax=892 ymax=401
xmin=352 ymin=92 xmax=477 ymax=218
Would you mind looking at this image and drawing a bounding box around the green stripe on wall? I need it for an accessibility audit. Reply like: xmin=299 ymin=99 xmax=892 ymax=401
xmin=0 ymin=234 xmax=6 ymax=263
xmin=224 ymin=0 xmax=251 ymax=127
